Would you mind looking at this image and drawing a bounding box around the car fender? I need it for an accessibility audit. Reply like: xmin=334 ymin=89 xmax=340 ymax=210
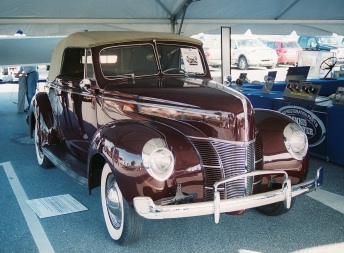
xmin=28 ymin=92 xmax=60 ymax=143
xmin=88 ymin=120 xmax=203 ymax=204
xmin=254 ymin=109 xmax=309 ymax=187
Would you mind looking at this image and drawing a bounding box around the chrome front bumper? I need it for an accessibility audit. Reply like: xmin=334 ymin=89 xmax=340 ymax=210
xmin=133 ymin=168 xmax=323 ymax=223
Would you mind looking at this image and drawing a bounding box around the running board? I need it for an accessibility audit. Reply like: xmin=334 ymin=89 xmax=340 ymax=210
xmin=43 ymin=144 xmax=88 ymax=186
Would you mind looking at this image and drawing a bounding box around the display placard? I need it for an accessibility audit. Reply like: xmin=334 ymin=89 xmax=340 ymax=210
xmin=333 ymin=86 xmax=344 ymax=105
xmin=283 ymin=81 xmax=321 ymax=101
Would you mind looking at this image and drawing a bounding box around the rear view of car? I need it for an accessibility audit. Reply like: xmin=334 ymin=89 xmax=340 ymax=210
xmin=203 ymin=40 xmax=221 ymax=68
xmin=264 ymin=40 xmax=302 ymax=66
xmin=192 ymin=34 xmax=222 ymax=68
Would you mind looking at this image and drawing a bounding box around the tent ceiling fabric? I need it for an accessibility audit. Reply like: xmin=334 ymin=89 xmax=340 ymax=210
xmin=1 ymin=0 xmax=344 ymax=37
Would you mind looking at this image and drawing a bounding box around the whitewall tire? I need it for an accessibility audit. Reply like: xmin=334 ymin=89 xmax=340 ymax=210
xmin=101 ymin=163 xmax=143 ymax=245
xmin=34 ymin=118 xmax=53 ymax=168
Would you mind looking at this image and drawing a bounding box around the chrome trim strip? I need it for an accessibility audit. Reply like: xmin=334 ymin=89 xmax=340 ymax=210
xmin=203 ymin=165 xmax=222 ymax=169
xmin=213 ymin=170 xmax=288 ymax=191
xmin=255 ymin=158 xmax=263 ymax=164
xmin=133 ymin=167 xmax=323 ymax=223
xmin=187 ymin=135 xmax=255 ymax=146
xmin=208 ymin=82 xmax=252 ymax=143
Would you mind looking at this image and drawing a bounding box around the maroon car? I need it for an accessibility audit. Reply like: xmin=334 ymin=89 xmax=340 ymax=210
xmin=27 ymin=31 xmax=323 ymax=245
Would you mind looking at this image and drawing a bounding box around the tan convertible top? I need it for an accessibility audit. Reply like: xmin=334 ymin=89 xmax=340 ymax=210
xmin=48 ymin=31 xmax=202 ymax=81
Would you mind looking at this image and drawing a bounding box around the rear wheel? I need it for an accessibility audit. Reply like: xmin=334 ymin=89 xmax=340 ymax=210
xmin=35 ymin=117 xmax=54 ymax=168
xmin=101 ymin=163 xmax=143 ymax=245
xmin=257 ymin=200 xmax=294 ymax=216
xmin=266 ymin=64 xmax=276 ymax=69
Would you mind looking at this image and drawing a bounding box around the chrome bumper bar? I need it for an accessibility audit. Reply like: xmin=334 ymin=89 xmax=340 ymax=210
xmin=133 ymin=167 xmax=323 ymax=223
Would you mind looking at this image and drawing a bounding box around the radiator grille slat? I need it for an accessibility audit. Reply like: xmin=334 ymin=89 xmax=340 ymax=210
xmin=189 ymin=137 xmax=259 ymax=201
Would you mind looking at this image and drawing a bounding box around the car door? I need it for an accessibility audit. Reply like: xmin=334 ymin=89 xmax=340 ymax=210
xmin=231 ymin=39 xmax=238 ymax=65
xmin=54 ymin=48 xmax=98 ymax=162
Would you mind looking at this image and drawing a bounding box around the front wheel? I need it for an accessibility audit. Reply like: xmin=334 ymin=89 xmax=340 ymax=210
xmin=266 ymin=64 xmax=276 ymax=69
xmin=101 ymin=163 xmax=143 ymax=245
xmin=238 ymin=56 xmax=249 ymax=70
xmin=257 ymin=200 xmax=295 ymax=216
xmin=35 ymin=117 xmax=54 ymax=168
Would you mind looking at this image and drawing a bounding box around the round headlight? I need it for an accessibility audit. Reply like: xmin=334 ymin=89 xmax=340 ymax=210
xmin=290 ymin=131 xmax=307 ymax=153
xmin=283 ymin=123 xmax=308 ymax=160
xmin=142 ymin=138 xmax=174 ymax=181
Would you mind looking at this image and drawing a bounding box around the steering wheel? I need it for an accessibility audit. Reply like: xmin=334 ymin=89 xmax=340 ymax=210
xmin=320 ymin=56 xmax=337 ymax=78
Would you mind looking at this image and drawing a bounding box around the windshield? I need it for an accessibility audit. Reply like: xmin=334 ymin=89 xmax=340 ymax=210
xmin=99 ymin=43 xmax=206 ymax=79
xmin=100 ymin=44 xmax=159 ymax=79
xmin=237 ymin=38 xmax=265 ymax=47
xmin=157 ymin=44 xmax=206 ymax=75
xmin=317 ymin=37 xmax=342 ymax=46
xmin=281 ymin=42 xmax=301 ymax=48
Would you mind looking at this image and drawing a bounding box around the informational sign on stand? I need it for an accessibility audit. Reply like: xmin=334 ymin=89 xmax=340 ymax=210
xmin=26 ymin=194 xmax=88 ymax=218
xmin=298 ymin=51 xmax=334 ymax=78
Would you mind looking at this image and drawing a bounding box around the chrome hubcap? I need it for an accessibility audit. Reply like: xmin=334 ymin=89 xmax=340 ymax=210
xmin=239 ymin=59 xmax=246 ymax=69
xmin=106 ymin=174 xmax=122 ymax=230
xmin=35 ymin=123 xmax=44 ymax=159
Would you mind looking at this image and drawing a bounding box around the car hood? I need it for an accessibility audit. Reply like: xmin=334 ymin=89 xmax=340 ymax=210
xmin=318 ymin=45 xmax=343 ymax=50
xmin=101 ymin=77 xmax=255 ymax=142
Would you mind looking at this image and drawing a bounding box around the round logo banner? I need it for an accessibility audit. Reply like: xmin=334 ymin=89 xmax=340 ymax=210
xmin=278 ymin=105 xmax=326 ymax=147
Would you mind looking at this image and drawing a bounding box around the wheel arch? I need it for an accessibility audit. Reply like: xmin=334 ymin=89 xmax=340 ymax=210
xmin=254 ymin=109 xmax=309 ymax=186
xmin=238 ymin=54 xmax=249 ymax=69
xmin=87 ymin=120 xmax=168 ymax=201
xmin=87 ymin=119 xmax=202 ymax=204
xmin=30 ymin=92 xmax=60 ymax=144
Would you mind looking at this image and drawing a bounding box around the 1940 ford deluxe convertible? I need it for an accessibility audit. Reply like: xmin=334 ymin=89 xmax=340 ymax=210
xmin=27 ymin=31 xmax=323 ymax=245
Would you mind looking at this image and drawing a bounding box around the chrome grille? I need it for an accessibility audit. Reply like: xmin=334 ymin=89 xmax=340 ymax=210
xmin=189 ymin=137 xmax=256 ymax=201
xmin=253 ymin=131 xmax=263 ymax=193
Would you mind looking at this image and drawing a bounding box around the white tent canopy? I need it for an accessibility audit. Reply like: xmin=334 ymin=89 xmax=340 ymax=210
xmin=1 ymin=0 xmax=344 ymax=37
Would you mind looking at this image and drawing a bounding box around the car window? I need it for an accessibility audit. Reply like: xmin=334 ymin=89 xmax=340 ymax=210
xmin=100 ymin=44 xmax=159 ymax=79
xmin=61 ymin=48 xmax=94 ymax=80
xmin=317 ymin=37 xmax=342 ymax=46
xmin=298 ymin=37 xmax=308 ymax=48
xmin=266 ymin=42 xmax=277 ymax=49
xmin=237 ymin=39 xmax=265 ymax=47
xmin=308 ymin=38 xmax=317 ymax=47
xmin=157 ymin=44 xmax=206 ymax=75
xmin=281 ymin=42 xmax=300 ymax=48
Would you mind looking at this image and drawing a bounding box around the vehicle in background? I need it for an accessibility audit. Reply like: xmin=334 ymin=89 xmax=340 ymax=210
xmin=262 ymin=40 xmax=302 ymax=66
xmin=191 ymin=33 xmax=221 ymax=68
xmin=231 ymin=36 xmax=278 ymax=70
xmin=203 ymin=40 xmax=221 ymax=68
xmin=0 ymin=67 xmax=18 ymax=82
xmin=298 ymin=36 xmax=344 ymax=64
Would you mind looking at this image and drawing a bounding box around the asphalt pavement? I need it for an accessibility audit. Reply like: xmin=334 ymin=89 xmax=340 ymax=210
xmin=0 ymin=81 xmax=344 ymax=253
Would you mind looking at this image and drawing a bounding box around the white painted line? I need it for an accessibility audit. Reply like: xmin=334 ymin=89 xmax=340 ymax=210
xmin=1 ymin=162 xmax=55 ymax=253
xmin=307 ymin=189 xmax=344 ymax=215
xmin=291 ymin=242 xmax=344 ymax=253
